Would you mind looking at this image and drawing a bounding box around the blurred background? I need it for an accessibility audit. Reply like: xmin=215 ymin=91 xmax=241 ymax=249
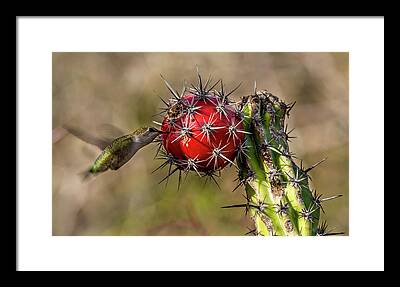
xmin=52 ymin=52 xmax=348 ymax=236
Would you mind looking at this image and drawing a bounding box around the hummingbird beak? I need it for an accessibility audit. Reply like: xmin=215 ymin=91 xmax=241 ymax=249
xmin=148 ymin=127 xmax=168 ymax=134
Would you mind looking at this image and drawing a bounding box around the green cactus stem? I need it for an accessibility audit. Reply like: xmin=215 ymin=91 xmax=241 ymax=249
xmin=226 ymin=90 xmax=342 ymax=236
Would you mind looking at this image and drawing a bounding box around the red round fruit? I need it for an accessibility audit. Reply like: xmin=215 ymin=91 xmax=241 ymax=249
xmin=161 ymin=92 xmax=245 ymax=172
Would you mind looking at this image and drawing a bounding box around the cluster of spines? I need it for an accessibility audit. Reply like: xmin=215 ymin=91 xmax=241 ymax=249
xmin=222 ymin=90 xmax=343 ymax=236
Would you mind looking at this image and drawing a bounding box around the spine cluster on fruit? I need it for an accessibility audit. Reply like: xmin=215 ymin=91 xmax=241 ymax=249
xmin=154 ymin=72 xmax=342 ymax=236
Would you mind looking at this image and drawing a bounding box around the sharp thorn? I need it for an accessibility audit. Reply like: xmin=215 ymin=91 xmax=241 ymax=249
xmin=303 ymin=157 xmax=328 ymax=173
xmin=177 ymin=169 xmax=182 ymax=191
xmin=207 ymin=79 xmax=221 ymax=94
xmin=320 ymin=194 xmax=343 ymax=202
xmin=226 ymin=82 xmax=242 ymax=98
xmin=160 ymin=74 xmax=180 ymax=100
xmin=286 ymin=101 xmax=296 ymax=115
xmin=158 ymin=166 xmax=179 ymax=184
xmin=221 ymin=203 xmax=249 ymax=209
xmin=324 ymin=232 xmax=345 ymax=236
xmin=244 ymin=228 xmax=257 ymax=235
xmin=158 ymin=96 xmax=170 ymax=107
xmin=196 ymin=66 xmax=203 ymax=92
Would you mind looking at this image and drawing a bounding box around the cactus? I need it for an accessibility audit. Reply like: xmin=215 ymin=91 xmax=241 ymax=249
xmin=154 ymin=71 xmax=343 ymax=236
xmin=224 ymin=91 xmax=344 ymax=236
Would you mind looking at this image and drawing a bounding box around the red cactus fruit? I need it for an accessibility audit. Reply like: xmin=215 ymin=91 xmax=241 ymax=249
xmin=158 ymin=78 xmax=247 ymax=174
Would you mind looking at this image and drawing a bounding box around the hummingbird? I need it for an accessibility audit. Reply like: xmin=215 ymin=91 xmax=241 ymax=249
xmin=62 ymin=124 xmax=162 ymax=180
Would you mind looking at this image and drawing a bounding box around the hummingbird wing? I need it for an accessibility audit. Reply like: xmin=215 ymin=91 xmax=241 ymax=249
xmin=62 ymin=124 xmax=111 ymax=150
xmin=63 ymin=123 xmax=127 ymax=150
xmin=52 ymin=126 xmax=69 ymax=144
xmin=95 ymin=123 xmax=126 ymax=144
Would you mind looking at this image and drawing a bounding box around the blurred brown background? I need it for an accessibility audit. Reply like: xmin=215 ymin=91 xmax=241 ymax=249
xmin=52 ymin=52 xmax=348 ymax=236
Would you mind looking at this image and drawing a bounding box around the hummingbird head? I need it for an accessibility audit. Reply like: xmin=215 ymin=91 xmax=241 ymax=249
xmin=136 ymin=127 xmax=164 ymax=145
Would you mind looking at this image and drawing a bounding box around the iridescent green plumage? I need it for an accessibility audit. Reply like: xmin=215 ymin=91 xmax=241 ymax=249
xmin=90 ymin=130 xmax=153 ymax=172
xmin=63 ymin=124 xmax=161 ymax=179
